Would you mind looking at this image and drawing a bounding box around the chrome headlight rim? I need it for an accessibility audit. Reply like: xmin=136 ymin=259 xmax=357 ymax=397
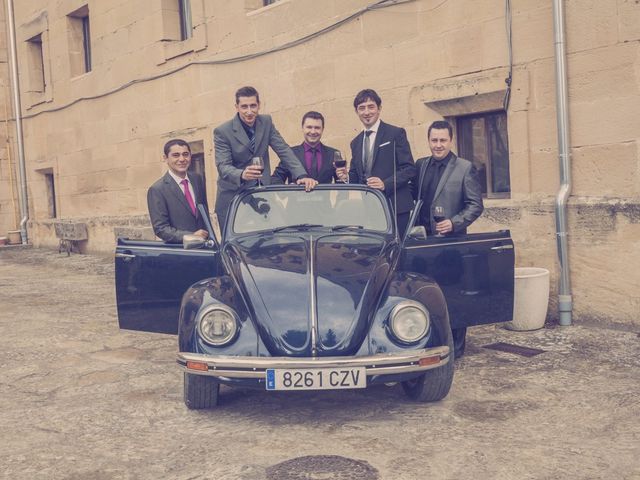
xmin=196 ymin=304 xmax=239 ymax=347
xmin=388 ymin=300 xmax=430 ymax=345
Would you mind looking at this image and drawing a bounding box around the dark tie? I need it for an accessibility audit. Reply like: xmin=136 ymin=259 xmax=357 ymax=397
xmin=310 ymin=147 xmax=318 ymax=177
xmin=180 ymin=179 xmax=197 ymax=216
xmin=248 ymin=127 xmax=256 ymax=153
xmin=363 ymin=130 xmax=373 ymax=177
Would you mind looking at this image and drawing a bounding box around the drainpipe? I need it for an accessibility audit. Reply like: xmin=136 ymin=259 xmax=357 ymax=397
xmin=552 ymin=0 xmax=572 ymax=326
xmin=5 ymin=0 xmax=29 ymax=245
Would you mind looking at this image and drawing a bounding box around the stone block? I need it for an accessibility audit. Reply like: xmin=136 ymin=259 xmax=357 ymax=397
xmin=570 ymin=96 xmax=640 ymax=146
xmin=362 ymin=6 xmax=417 ymax=51
xmin=617 ymin=0 xmax=640 ymax=42
xmin=113 ymin=225 xmax=155 ymax=241
xmin=444 ymin=23 xmax=484 ymax=77
xmin=529 ymin=149 xmax=560 ymax=195
xmin=54 ymin=220 xmax=88 ymax=240
xmin=511 ymin=5 xmax=554 ymax=64
xmin=565 ymin=0 xmax=619 ymax=52
xmin=567 ymin=44 xmax=640 ymax=104
xmin=572 ymin=142 xmax=639 ymax=197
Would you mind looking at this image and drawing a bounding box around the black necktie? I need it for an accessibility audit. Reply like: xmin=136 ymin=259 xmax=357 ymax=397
xmin=248 ymin=127 xmax=255 ymax=153
xmin=363 ymin=130 xmax=373 ymax=177
xmin=310 ymin=147 xmax=318 ymax=177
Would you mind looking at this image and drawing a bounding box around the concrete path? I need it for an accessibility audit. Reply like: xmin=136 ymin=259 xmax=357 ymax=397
xmin=1 ymin=247 xmax=639 ymax=480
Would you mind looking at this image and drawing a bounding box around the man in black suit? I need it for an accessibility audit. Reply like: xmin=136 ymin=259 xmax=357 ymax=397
xmin=346 ymin=89 xmax=416 ymax=236
xmin=147 ymin=139 xmax=210 ymax=243
xmin=271 ymin=111 xmax=345 ymax=184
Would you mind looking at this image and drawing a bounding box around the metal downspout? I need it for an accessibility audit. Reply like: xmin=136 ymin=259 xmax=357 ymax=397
xmin=5 ymin=0 xmax=29 ymax=244
xmin=552 ymin=0 xmax=572 ymax=326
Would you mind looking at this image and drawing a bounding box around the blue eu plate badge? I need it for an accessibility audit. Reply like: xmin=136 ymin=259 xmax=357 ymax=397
xmin=266 ymin=369 xmax=276 ymax=390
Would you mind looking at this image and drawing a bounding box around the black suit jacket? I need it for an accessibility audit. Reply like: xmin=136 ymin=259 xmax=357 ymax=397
xmin=271 ymin=143 xmax=340 ymax=184
xmin=348 ymin=121 xmax=416 ymax=214
xmin=147 ymin=171 xmax=210 ymax=243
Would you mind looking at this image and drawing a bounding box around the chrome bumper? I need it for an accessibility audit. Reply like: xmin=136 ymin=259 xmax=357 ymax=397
xmin=177 ymin=346 xmax=450 ymax=379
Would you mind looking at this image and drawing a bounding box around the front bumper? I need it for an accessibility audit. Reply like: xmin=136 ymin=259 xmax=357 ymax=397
xmin=177 ymin=346 xmax=450 ymax=379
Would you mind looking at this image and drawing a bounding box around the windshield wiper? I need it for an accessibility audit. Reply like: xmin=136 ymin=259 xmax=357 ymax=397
xmin=271 ymin=223 xmax=323 ymax=233
xmin=331 ymin=225 xmax=364 ymax=231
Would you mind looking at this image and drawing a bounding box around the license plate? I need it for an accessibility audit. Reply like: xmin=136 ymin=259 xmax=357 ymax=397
xmin=265 ymin=367 xmax=366 ymax=391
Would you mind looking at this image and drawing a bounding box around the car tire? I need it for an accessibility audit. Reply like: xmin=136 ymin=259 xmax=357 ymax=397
xmin=183 ymin=372 xmax=220 ymax=409
xmin=401 ymin=334 xmax=454 ymax=402
xmin=452 ymin=326 xmax=467 ymax=359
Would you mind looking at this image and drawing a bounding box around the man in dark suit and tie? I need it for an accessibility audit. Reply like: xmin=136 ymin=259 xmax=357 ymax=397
xmin=345 ymin=89 xmax=416 ymax=236
xmin=214 ymin=86 xmax=317 ymax=232
xmin=147 ymin=139 xmax=210 ymax=243
xmin=413 ymin=120 xmax=484 ymax=358
xmin=271 ymin=111 xmax=345 ymax=184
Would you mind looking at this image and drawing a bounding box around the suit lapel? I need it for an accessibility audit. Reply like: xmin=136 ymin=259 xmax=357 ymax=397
xmin=164 ymin=172 xmax=194 ymax=216
xmin=320 ymin=145 xmax=333 ymax=179
xmin=253 ymin=115 xmax=266 ymax=154
xmin=370 ymin=121 xmax=387 ymax=171
xmin=231 ymin=115 xmax=251 ymax=148
xmin=292 ymin=144 xmax=310 ymax=176
xmin=433 ymin=155 xmax=457 ymax=201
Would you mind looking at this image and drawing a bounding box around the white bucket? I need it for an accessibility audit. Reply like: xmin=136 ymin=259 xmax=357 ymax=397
xmin=506 ymin=267 xmax=550 ymax=331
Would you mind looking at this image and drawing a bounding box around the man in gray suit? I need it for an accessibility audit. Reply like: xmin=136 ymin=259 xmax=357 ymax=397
xmin=413 ymin=120 xmax=484 ymax=358
xmin=214 ymin=86 xmax=317 ymax=231
xmin=147 ymin=139 xmax=210 ymax=243
xmin=414 ymin=120 xmax=484 ymax=236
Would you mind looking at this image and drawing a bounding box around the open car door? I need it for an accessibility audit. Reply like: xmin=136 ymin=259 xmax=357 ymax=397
xmin=401 ymin=230 xmax=515 ymax=329
xmin=115 ymin=238 xmax=221 ymax=334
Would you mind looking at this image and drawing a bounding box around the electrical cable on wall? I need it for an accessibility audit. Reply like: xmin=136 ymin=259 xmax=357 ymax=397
xmin=19 ymin=0 xmax=415 ymax=120
xmin=503 ymin=0 xmax=513 ymax=111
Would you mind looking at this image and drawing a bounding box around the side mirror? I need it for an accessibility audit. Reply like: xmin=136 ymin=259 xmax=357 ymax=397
xmin=183 ymin=234 xmax=206 ymax=250
xmin=407 ymin=226 xmax=427 ymax=240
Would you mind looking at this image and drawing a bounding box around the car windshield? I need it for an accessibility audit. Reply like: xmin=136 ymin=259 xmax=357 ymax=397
xmin=231 ymin=187 xmax=389 ymax=235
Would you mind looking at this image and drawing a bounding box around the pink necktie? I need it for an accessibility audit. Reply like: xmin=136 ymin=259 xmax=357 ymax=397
xmin=180 ymin=179 xmax=196 ymax=216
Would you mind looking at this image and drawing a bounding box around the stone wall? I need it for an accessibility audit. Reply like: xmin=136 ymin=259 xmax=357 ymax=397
xmin=3 ymin=0 xmax=639 ymax=325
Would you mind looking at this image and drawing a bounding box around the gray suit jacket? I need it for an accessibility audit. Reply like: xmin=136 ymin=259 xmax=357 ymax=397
xmin=147 ymin=172 xmax=209 ymax=243
xmin=213 ymin=114 xmax=306 ymax=228
xmin=413 ymin=154 xmax=484 ymax=234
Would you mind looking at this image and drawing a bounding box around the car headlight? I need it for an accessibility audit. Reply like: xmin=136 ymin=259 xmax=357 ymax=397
xmin=389 ymin=301 xmax=430 ymax=343
xmin=197 ymin=305 xmax=238 ymax=346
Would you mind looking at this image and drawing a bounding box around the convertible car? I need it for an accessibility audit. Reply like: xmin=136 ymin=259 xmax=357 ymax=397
xmin=115 ymin=185 xmax=514 ymax=409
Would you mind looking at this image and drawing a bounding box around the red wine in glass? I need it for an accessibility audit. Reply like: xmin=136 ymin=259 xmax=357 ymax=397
xmin=251 ymin=156 xmax=264 ymax=186
xmin=333 ymin=151 xmax=347 ymax=168
xmin=433 ymin=206 xmax=446 ymax=236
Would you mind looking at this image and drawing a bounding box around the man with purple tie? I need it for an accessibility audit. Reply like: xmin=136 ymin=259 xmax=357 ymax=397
xmin=147 ymin=139 xmax=210 ymax=243
xmin=271 ymin=111 xmax=346 ymax=184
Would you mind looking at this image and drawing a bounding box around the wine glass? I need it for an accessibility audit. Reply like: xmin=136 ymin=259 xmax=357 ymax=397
xmin=251 ymin=156 xmax=264 ymax=187
xmin=433 ymin=205 xmax=446 ymax=237
xmin=333 ymin=151 xmax=347 ymax=183
xmin=333 ymin=151 xmax=347 ymax=169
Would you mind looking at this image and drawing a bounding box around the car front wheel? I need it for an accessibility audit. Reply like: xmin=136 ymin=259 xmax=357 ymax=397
xmin=184 ymin=372 xmax=220 ymax=409
xmin=401 ymin=335 xmax=454 ymax=402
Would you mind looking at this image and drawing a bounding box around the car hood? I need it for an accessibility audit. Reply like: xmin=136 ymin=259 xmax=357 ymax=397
xmin=223 ymin=233 xmax=396 ymax=357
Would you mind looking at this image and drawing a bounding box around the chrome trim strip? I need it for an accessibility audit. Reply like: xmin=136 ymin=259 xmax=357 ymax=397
xmin=491 ymin=245 xmax=514 ymax=251
xmin=404 ymin=238 xmax=512 ymax=250
xmin=178 ymin=346 xmax=450 ymax=379
xmin=115 ymin=246 xmax=214 ymax=254
xmin=309 ymin=234 xmax=318 ymax=357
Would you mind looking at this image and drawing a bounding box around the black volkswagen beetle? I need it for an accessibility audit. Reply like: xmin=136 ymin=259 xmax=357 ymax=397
xmin=116 ymin=185 xmax=514 ymax=409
